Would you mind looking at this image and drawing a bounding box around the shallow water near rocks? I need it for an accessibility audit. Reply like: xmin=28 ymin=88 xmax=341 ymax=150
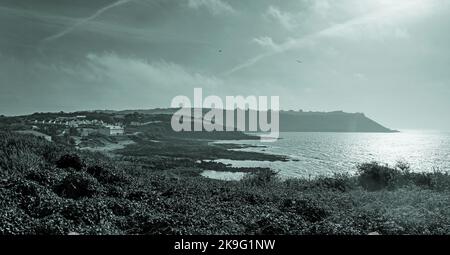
xmin=211 ymin=131 xmax=450 ymax=178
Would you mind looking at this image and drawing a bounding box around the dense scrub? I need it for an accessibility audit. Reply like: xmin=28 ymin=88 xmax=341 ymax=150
xmin=1 ymin=132 xmax=450 ymax=235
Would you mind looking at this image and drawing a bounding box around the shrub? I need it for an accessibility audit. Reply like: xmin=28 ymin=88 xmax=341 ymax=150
xmin=412 ymin=173 xmax=433 ymax=188
xmin=61 ymin=199 xmax=111 ymax=226
xmin=312 ymin=174 xmax=355 ymax=192
xmin=125 ymin=212 xmax=177 ymax=235
xmin=357 ymin=162 xmax=400 ymax=191
xmin=281 ymin=197 xmax=330 ymax=223
xmin=56 ymin=154 xmax=84 ymax=171
xmin=248 ymin=214 xmax=292 ymax=235
xmin=106 ymin=185 xmax=125 ymax=198
xmin=55 ymin=172 xmax=101 ymax=199
xmin=15 ymin=182 xmax=61 ymax=219
xmin=86 ymin=165 xmax=127 ymax=185
xmin=107 ymin=199 xmax=134 ymax=216
xmin=25 ymin=170 xmax=60 ymax=187
xmin=0 ymin=207 xmax=34 ymax=234
xmin=32 ymin=214 xmax=71 ymax=235
xmin=86 ymin=165 xmax=104 ymax=177
xmin=0 ymin=148 xmax=44 ymax=174
xmin=242 ymin=169 xmax=279 ymax=186
xmin=14 ymin=180 xmax=40 ymax=197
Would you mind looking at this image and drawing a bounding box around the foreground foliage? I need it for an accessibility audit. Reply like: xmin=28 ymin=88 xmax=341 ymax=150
xmin=1 ymin=132 xmax=450 ymax=235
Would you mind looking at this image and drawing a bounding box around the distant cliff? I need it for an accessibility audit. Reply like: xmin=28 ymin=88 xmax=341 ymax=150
xmin=278 ymin=111 xmax=396 ymax=133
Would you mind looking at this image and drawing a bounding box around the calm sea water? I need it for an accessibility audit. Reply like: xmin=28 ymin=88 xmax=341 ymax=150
xmin=210 ymin=131 xmax=450 ymax=178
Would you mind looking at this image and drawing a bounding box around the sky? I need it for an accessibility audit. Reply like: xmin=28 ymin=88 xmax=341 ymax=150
xmin=0 ymin=0 xmax=450 ymax=130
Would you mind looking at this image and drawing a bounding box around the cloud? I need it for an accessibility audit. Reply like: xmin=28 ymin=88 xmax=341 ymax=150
xmin=252 ymin=36 xmax=282 ymax=51
xmin=0 ymin=53 xmax=224 ymax=113
xmin=225 ymin=0 xmax=428 ymax=75
xmin=0 ymin=49 xmax=288 ymax=115
xmin=84 ymin=53 xmax=222 ymax=106
xmin=312 ymin=0 xmax=332 ymax=18
xmin=40 ymin=0 xmax=133 ymax=44
xmin=0 ymin=4 xmax=211 ymax=53
xmin=265 ymin=6 xmax=297 ymax=30
xmin=252 ymin=36 xmax=299 ymax=52
xmin=187 ymin=0 xmax=235 ymax=15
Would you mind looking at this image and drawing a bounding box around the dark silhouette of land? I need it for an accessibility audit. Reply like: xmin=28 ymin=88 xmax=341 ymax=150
xmin=279 ymin=110 xmax=396 ymax=133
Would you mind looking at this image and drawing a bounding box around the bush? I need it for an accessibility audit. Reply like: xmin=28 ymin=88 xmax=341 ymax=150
xmin=0 ymin=207 xmax=34 ymax=234
xmin=357 ymin=162 xmax=450 ymax=191
xmin=357 ymin=162 xmax=399 ymax=191
xmin=281 ymin=197 xmax=329 ymax=223
xmin=25 ymin=170 xmax=60 ymax=187
xmin=246 ymin=213 xmax=294 ymax=235
xmin=56 ymin=154 xmax=84 ymax=171
xmin=86 ymin=165 xmax=104 ymax=177
xmin=107 ymin=199 xmax=134 ymax=216
xmin=86 ymin=165 xmax=127 ymax=185
xmin=55 ymin=172 xmax=102 ymax=199
xmin=125 ymin=212 xmax=177 ymax=235
xmin=242 ymin=169 xmax=279 ymax=186
xmin=0 ymin=148 xmax=44 ymax=174
xmin=32 ymin=214 xmax=71 ymax=235
xmin=312 ymin=174 xmax=355 ymax=192
xmin=61 ymin=199 xmax=111 ymax=226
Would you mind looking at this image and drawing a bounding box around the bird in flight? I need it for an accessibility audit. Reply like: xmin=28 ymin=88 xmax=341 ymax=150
xmin=296 ymin=60 xmax=302 ymax=63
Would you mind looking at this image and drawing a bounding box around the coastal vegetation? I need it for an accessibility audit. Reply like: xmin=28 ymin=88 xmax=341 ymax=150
xmin=1 ymin=131 xmax=450 ymax=235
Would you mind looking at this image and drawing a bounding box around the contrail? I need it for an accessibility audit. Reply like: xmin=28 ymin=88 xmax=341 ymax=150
xmin=41 ymin=0 xmax=132 ymax=44
xmin=223 ymin=1 xmax=424 ymax=76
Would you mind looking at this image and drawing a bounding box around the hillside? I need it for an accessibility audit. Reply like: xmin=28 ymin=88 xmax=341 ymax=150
xmin=279 ymin=111 xmax=395 ymax=132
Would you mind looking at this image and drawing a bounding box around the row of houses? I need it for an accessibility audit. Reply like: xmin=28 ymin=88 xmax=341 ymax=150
xmin=29 ymin=116 xmax=125 ymax=137
xmin=33 ymin=117 xmax=105 ymax=128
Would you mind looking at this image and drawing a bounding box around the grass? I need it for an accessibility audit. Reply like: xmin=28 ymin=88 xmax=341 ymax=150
xmin=1 ymin=131 xmax=450 ymax=235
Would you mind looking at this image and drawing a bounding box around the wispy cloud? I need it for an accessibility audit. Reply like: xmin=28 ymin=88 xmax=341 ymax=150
xmin=253 ymin=36 xmax=298 ymax=52
xmin=225 ymin=0 xmax=428 ymax=76
xmin=265 ymin=5 xmax=297 ymax=30
xmin=252 ymin=36 xmax=281 ymax=51
xmin=86 ymin=53 xmax=222 ymax=96
xmin=41 ymin=0 xmax=133 ymax=44
xmin=187 ymin=0 xmax=235 ymax=15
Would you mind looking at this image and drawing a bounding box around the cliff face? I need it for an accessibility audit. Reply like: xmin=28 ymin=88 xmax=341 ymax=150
xmin=278 ymin=111 xmax=395 ymax=133
xmin=234 ymin=110 xmax=394 ymax=133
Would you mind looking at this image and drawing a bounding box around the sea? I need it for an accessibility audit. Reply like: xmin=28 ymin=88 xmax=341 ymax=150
xmin=204 ymin=130 xmax=450 ymax=179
